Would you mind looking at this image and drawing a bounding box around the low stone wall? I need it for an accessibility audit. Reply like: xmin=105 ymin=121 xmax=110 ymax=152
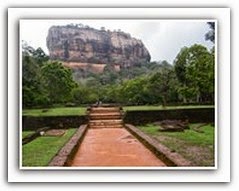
xmin=125 ymin=124 xmax=192 ymax=166
xmin=22 ymin=127 xmax=51 ymax=145
xmin=22 ymin=108 xmax=214 ymax=131
xmin=22 ymin=116 xmax=88 ymax=131
xmin=123 ymin=108 xmax=214 ymax=125
xmin=48 ymin=124 xmax=88 ymax=166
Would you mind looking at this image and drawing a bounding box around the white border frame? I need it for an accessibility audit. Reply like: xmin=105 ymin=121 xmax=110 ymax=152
xmin=19 ymin=18 xmax=218 ymax=171
xmin=8 ymin=7 xmax=230 ymax=182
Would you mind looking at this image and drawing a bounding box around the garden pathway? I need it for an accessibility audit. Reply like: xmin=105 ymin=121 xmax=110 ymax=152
xmin=70 ymin=106 xmax=166 ymax=167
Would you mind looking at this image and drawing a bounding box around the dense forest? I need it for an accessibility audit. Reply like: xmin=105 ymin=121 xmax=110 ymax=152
xmin=22 ymin=22 xmax=215 ymax=108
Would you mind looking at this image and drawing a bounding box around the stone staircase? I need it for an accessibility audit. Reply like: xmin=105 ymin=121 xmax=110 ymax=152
xmin=87 ymin=106 xmax=124 ymax=129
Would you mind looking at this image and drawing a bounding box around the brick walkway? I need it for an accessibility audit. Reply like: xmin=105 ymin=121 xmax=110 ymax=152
xmin=70 ymin=106 xmax=166 ymax=167
xmin=71 ymin=128 xmax=166 ymax=166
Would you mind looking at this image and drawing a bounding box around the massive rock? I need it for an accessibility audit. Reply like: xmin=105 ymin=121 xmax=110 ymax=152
xmin=46 ymin=25 xmax=151 ymax=68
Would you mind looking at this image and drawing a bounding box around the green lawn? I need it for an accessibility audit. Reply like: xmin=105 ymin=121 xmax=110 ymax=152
xmin=22 ymin=128 xmax=77 ymax=167
xmin=22 ymin=107 xmax=87 ymax=116
xmin=22 ymin=131 xmax=34 ymax=139
xmin=138 ymin=123 xmax=215 ymax=166
xmin=124 ymin=105 xmax=214 ymax=111
xmin=22 ymin=105 xmax=214 ymax=116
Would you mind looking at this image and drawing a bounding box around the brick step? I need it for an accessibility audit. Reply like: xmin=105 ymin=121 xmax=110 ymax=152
xmin=89 ymin=114 xmax=122 ymax=120
xmin=87 ymin=106 xmax=124 ymax=129
xmin=89 ymin=124 xmax=124 ymax=129
xmin=89 ymin=119 xmax=123 ymax=126
xmin=89 ymin=107 xmax=121 ymax=113
xmin=89 ymin=112 xmax=121 ymax=116
xmin=89 ymin=123 xmax=123 ymax=127
xmin=89 ymin=116 xmax=122 ymax=120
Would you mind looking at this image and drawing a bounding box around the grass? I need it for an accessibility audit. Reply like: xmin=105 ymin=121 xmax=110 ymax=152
xmin=22 ymin=131 xmax=34 ymax=139
xmin=22 ymin=107 xmax=87 ymax=116
xmin=138 ymin=123 xmax=215 ymax=166
xmin=22 ymin=128 xmax=77 ymax=167
xmin=22 ymin=105 xmax=214 ymax=116
xmin=124 ymin=105 xmax=214 ymax=111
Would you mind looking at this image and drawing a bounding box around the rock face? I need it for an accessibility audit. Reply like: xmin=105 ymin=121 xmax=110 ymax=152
xmin=46 ymin=25 xmax=151 ymax=68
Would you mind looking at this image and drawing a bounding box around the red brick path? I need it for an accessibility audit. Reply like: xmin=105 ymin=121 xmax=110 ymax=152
xmin=71 ymin=128 xmax=166 ymax=167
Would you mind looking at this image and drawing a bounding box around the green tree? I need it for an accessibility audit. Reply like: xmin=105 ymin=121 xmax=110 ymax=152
xmin=174 ymin=44 xmax=214 ymax=103
xmin=205 ymin=22 xmax=215 ymax=43
xmin=103 ymin=85 xmax=122 ymax=103
xmin=149 ymin=64 xmax=179 ymax=106
xmin=32 ymin=47 xmax=49 ymax=65
xmin=99 ymin=71 xmax=119 ymax=85
xmin=22 ymin=44 xmax=49 ymax=108
xmin=119 ymin=77 xmax=152 ymax=105
xmin=72 ymin=86 xmax=98 ymax=104
xmin=174 ymin=47 xmax=189 ymax=85
xmin=41 ymin=61 xmax=77 ymax=104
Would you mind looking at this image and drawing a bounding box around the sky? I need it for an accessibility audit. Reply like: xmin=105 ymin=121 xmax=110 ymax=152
xmin=20 ymin=19 xmax=214 ymax=64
